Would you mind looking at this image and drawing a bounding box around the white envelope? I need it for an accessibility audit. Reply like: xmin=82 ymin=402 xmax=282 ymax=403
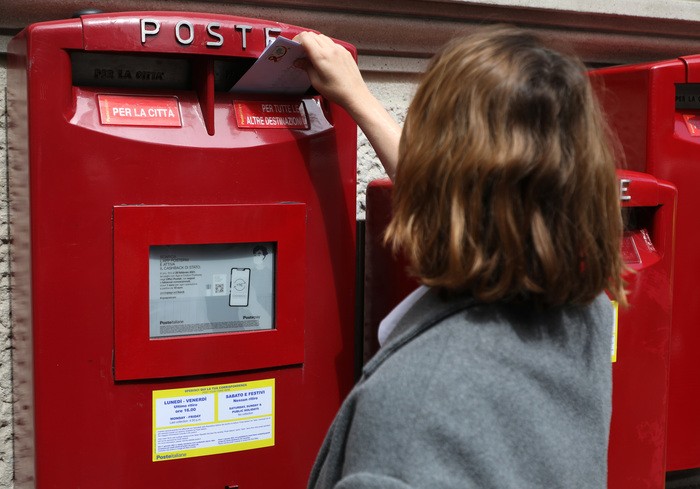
xmin=231 ymin=36 xmax=311 ymax=95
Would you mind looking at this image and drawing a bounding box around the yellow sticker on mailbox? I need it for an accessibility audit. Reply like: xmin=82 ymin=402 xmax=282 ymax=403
xmin=152 ymin=378 xmax=275 ymax=461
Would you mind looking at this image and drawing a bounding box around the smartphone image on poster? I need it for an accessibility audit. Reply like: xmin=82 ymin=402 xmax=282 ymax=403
xmin=229 ymin=268 xmax=251 ymax=307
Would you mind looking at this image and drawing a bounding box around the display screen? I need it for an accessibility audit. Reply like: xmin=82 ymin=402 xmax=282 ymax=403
xmin=149 ymin=243 xmax=275 ymax=338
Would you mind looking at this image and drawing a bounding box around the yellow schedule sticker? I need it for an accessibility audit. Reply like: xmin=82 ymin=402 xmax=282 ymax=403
xmin=611 ymin=301 xmax=619 ymax=363
xmin=152 ymin=378 xmax=275 ymax=462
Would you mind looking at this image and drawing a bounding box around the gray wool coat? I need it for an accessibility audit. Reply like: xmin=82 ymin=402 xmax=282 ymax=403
xmin=308 ymin=288 xmax=613 ymax=488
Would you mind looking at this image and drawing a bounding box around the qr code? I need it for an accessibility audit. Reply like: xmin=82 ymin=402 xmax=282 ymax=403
xmin=215 ymin=284 xmax=225 ymax=294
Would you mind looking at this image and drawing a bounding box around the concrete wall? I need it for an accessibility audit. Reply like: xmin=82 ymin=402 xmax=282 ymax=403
xmin=3 ymin=1 xmax=700 ymax=486
xmin=0 ymin=49 xmax=12 ymax=489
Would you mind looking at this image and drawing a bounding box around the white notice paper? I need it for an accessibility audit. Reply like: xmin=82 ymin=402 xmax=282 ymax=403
xmin=231 ymin=36 xmax=311 ymax=95
xmin=149 ymin=243 xmax=275 ymax=338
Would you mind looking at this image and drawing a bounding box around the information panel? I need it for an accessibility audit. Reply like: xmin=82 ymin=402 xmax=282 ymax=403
xmin=149 ymin=243 xmax=275 ymax=338
xmin=153 ymin=379 xmax=275 ymax=461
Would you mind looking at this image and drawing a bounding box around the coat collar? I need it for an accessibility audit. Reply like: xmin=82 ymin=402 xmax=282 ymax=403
xmin=362 ymin=288 xmax=476 ymax=379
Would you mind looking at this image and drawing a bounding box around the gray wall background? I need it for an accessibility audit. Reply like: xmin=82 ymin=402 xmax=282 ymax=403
xmin=3 ymin=0 xmax=700 ymax=486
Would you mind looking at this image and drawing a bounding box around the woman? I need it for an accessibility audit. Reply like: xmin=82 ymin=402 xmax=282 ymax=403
xmin=297 ymin=26 xmax=626 ymax=488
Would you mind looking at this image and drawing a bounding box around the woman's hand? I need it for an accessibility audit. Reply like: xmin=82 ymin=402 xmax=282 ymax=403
xmin=294 ymin=31 xmax=402 ymax=180
xmin=293 ymin=31 xmax=367 ymax=109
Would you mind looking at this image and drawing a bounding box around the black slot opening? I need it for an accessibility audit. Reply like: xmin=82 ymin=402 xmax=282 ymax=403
xmin=71 ymin=52 xmax=193 ymax=90
xmin=214 ymin=58 xmax=257 ymax=92
xmin=676 ymin=83 xmax=700 ymax=110
xmin=622 ymin=206 xmax=656 ymax=233
xmin=71 ymin=52 xmax=260 ymax=94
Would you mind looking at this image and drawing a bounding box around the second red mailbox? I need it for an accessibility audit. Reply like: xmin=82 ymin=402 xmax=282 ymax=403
xmin=591 ymin=56 xmax=700 ymax=475
xmin=8 ymin=11 xmax=357 ymax=489
xmin=364 ymin=169 xmax=676 ymax=489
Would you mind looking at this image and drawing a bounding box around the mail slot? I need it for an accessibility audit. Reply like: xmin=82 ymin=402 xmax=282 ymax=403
xmin=8 ymin=11 xmax=357 ymax=488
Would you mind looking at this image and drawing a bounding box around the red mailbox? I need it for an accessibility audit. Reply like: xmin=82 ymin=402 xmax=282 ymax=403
xmin=591 ymin=58 xmax=700 ymax=474
xmin=8 ymin=12 xmax=357 ymax=488
xmin=608 ymin=170 xmax=676 ymax=489
xmin=364 ymin=169 xmax=676 ymax=488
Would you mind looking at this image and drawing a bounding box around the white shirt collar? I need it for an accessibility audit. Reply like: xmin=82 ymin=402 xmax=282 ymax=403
xmin=377 ymin=285 xmax=431 ymax=347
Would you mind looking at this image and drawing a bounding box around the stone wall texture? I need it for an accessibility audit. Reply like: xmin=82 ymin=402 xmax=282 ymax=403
xmin=0 ymin=56 xmax=13 ymax=489
xmin=356 ymin=78 xmax=416 ymax=219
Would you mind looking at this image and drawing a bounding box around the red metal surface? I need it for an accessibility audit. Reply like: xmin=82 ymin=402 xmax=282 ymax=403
xmin=8 ymin=12 xmax=357 ymax=489
xmin=608 ymin=170 xmax=676 ymax=488
xmin=364 ymin=172 xmax=676 ymax=489
xmin=592 ymin=58 xmax=700 ymax=472
xmin=363 ymin=178 xmax=418 ymax=362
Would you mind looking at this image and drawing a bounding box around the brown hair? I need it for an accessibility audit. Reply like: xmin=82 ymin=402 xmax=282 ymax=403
xmin=385 ymin=25 xmax=627 ymax=307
